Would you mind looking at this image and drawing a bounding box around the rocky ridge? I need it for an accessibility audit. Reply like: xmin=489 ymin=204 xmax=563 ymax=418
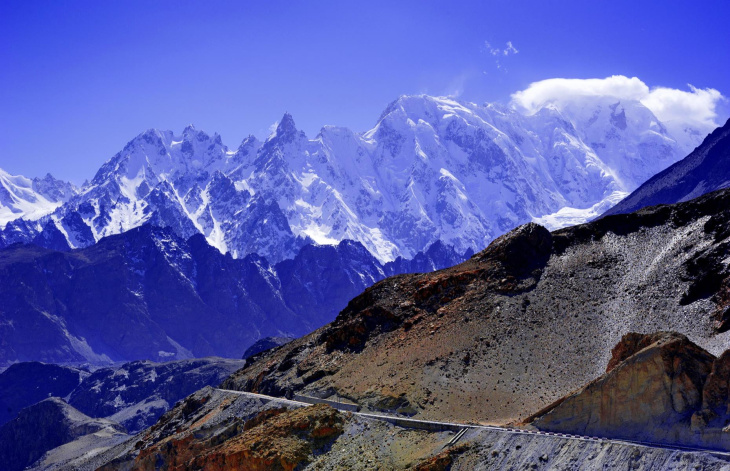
xmin=0 ymin=223 xmax=464 ymax=366
xmin=0 ymin=397 xmax=125 ymax=471
xmin=65 ymin=357 xmax=246 ymax=433
xmin=0 ymin=362 xmax=87 ymax=425
xmin=0 ymin=357 xmax=244 ymax=437
xmin=0 ymin=169 xmax=78 ymax=227
xmin=243 ymin=337 xmax=295 ymax=359
xmin=222 ymin=187 xmax=730 ymax=426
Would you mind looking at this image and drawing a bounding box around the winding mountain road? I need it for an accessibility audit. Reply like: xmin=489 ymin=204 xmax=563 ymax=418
xmin=215 ymin=389 xmax=730 ymax=459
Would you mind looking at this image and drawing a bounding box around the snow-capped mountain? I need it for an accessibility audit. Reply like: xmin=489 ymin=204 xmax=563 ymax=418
xmin=601 ymin=118 xmax=730 ymax=217
xmin=0 ymin=95 xmax=703 ymax=261
xmin=0 ymin=169 xmax=77 ymax=227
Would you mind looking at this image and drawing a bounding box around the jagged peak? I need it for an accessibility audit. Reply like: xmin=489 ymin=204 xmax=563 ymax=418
xmin=182 ymin=125 xmax=212 ymax=144
xmin=140 ymin=128 xmax=163 ymax=138
xmin=37 ymin=173 xmax=56 ymax=181
xmin=375 ymin=94 xmax=477 ymax=127
xmin=238 ymin=134 xmax=261 ymax=151
xmin=263 ymin=112 xmax=302 ymax=146
xmin=208 ymin=169 xmax=233 ymax=186
xmin=278 ymin=112 xmax=296 ymax=131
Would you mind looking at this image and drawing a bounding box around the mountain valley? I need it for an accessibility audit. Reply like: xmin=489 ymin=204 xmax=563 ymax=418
xmin=2 ymin=95 xmax=729 ymax=470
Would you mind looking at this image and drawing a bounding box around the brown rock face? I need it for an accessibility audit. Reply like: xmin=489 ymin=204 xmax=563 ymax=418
xmin=703 ymin=350 xmax=730 ymax=414
xmin=606 ymin=331 xmax=690 ymax=373
xmin=412 ymin=444 xmax=471 ymax=471
xmin=691 ymin=350 xmax=730 ymax=433
xmin=132 ymin=402 xmax=343 ymax=471
xmin=528 ymin=332 xmax=730 ymax=450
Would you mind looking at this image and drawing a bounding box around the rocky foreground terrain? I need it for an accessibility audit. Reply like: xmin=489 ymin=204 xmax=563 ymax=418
xmin=223 ymin=187 xmax=730 ymax=427
xmin=56 ymin=387 xmax=730 ymax=470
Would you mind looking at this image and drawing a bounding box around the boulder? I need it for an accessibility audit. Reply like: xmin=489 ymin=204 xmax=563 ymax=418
xmin=529 ymin=332 xmax=716 ymax=446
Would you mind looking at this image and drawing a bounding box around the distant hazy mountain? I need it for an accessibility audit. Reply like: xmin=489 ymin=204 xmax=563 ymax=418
xmin=602 ymin=118 xmax=730 ymax=217
xmin=0 ymin=362 xmax=87 ymax=426
xmin=0 ymin=94 xmax=701 ymax=262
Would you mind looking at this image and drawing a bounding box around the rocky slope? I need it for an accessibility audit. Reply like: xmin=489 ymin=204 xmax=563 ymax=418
xmin=63 ymin=388 xmax=730 ymax=470
xmin=242 ymin=336 xmax=295 ymax=359
xmin=0 ymin=223 xmax=464 ymax=366
xmin=0 ymin=397 xmax=125 ymax=471
xmin=0 ymin=362 xmax=87 ymax=425
xmin=1 ymin=95 xmax=699 ymax=262
xmin=604 ymin=117 xmax=730 ymax=216
xmin=222 ymin=187 xmax=730 ymax=426
xmin=65 ymin=357 xmax=245 ymax=433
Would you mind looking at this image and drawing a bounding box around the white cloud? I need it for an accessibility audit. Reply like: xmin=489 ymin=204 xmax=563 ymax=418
xmin=484 ymin=40 xmax=518 ymax=58
xmin=640 ymin=85 xmax=724 ymax=129
xmin=511 ymin=75 xmax=725 ymax=130
xmin=504 ymin=41 xmax=518 ymax=56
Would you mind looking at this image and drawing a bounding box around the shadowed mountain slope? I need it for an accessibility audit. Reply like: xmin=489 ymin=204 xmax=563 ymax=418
xmin=0 ymin=398 xmax=125 ymax=471
xmin=0 ymin=224 xmax=465 ymax=366
xmin=603 ymin=118 xmax=730 ymax=217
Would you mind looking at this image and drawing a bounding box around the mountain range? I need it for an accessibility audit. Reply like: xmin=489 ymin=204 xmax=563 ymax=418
xmin=50 ymin=185 xmax=730 ymax=470
xmin=0 ymin=223 xmax=464 ymax=366
xmin=3 ymin=94 xmax=730 ymax=469
xmin=0 ymin=94 xmax=703 ymax=263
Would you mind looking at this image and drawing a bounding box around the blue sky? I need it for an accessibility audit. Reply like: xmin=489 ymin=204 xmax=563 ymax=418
xmin=1 ymin=0 xmax=729 ymax=183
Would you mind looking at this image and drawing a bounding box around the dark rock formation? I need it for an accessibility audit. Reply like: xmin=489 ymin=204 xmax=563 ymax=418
xmin=243 ymin=336 xmax=295 ymax=359
xmin=0 ymin=362 xmax=85 ymax=425
xmin=0 ymin=397 xmax=124 ymax=471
